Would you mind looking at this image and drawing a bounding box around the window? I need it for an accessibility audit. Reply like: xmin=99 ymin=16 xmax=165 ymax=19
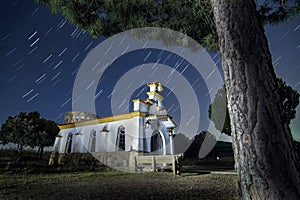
xmin=116 ymin=126 xmax=125 ymax=151
xmin=88 ymin=129 xmax=97 ymax=153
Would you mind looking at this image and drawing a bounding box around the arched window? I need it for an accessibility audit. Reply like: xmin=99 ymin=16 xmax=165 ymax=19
xmin=88 ymin=129 xmax=97 ymax=153
xmin=65 ymin=133 xmax=73 ymax=153
xmin=116 ymin=126 xmax=125 ymax=151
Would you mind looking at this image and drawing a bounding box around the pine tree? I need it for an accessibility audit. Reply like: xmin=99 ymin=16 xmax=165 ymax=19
xmin=35 ymin=0 xmax=300 ymax=198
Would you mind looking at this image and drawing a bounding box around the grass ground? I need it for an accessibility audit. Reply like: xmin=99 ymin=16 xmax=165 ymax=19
xmin=0 ymin=171 xmax=238 ymax=200
xmin=0 ymin=150 xmax=238 ymax=199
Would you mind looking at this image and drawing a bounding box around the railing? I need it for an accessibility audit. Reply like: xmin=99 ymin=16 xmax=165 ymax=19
xmin=134 ymin=155 xmax=179 ymax=175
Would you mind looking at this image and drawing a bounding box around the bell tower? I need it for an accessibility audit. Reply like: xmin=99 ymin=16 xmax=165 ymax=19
xmin=147 ymin=81 xmax=165 ymax=111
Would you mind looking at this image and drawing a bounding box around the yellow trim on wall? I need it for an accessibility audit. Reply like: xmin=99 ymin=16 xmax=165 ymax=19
xmin=58 ymin=111 xmax=146 ymax=130
xmin=132 ymin=99 xmax=148 ymax=105
xmin=146 ymin=91 xmax=164 ymax=100
xmin=157 ymin=83 xmax=163 ymax=92
xmin=147 ymin=82 xmax=157 ymax=87
xmin=148 ymin=81 xmax=163 ymax=91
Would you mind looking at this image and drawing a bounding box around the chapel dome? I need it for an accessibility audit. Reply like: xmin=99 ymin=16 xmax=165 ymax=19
xmin=64 ymin=111 xmax=97 ymax=124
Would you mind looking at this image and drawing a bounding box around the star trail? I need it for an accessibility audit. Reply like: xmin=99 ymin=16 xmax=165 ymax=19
xmin=0 ymin=0 xmax=299 ymax=141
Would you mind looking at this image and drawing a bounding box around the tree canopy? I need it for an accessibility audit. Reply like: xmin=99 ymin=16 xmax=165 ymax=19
xmin=35 ymin=0 xmax=300 ymax=50
xmin=184 ymin=131 xmax=217 ymax=158
xmin=208 ymin=85 xmax=231 ymax=135
xmin=209 ymin=78 xmax=300 ymax=135
xmin=277 ymin=78 xmax=300 ymax=124
xmin=0 ymin=113 xmax=35 ymax=154
xmin=0 ymin=112 xmax=59 ymax=160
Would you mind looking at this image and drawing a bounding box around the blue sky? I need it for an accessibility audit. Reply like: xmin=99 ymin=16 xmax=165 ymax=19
xmin=0 ymin=0 xmax=299 ymax=141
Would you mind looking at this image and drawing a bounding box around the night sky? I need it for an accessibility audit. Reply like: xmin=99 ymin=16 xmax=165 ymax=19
xmin=1 ymin=0 xmax=299 ymax=141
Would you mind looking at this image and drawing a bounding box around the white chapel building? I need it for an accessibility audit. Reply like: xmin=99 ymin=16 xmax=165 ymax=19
xmin=49 ymin=82 xmax=177 ymax=165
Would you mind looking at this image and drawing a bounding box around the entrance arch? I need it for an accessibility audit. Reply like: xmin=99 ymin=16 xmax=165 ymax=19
xmin=150 ymin=130 xmax=165 ymax=155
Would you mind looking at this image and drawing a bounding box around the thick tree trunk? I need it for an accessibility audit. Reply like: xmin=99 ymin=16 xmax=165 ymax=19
xmin=211 ymin=0 xmax=300 ymax=199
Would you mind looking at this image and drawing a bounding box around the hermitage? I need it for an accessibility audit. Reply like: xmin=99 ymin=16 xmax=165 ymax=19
xmin=49 ymin=82 xmax=178 ymax=169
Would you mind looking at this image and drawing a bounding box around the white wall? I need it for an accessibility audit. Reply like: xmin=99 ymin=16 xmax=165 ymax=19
xmin=53 ymin=116 xmax=173 ymax=155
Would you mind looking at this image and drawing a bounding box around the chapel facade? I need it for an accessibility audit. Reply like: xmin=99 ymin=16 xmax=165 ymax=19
xmin=49 ymin=82 xmax=177 ymax=166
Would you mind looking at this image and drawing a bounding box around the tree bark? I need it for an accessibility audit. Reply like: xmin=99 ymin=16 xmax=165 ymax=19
xmin=210 ymin=0 xmax=300 ymax=199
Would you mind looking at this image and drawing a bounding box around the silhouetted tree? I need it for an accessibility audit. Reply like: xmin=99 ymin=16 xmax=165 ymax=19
xmin=0 ymin=112 xmax=35 ymax=160
xmin=173 ymin=132 xmax=191 ymax=155
xmin=0 ymin=112 xmax=59 ymax=160
xmin=185 ymin=131 xmax=216 ymax=158
xmin=209 ymin=78 xmax=300 ymax=135
xmin=35 ymin=118 xmax=59 ymax=159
